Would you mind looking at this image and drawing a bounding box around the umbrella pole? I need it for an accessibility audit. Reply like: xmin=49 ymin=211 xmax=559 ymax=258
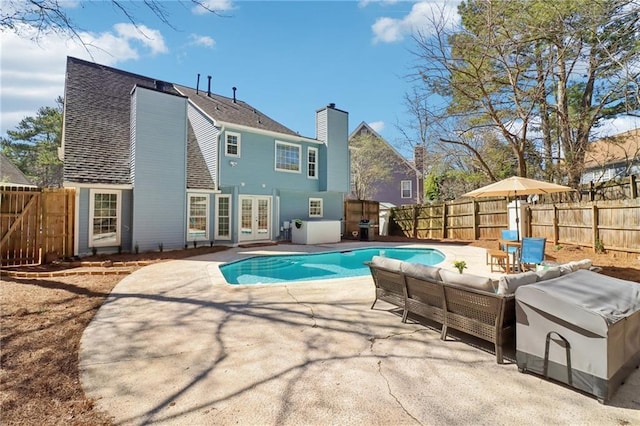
xmin=514 ymin=191 xmax=520 ymax=240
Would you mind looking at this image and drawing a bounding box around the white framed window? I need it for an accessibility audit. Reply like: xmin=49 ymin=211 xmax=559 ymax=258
xmin=215 ymin=194 xmax=231 ymax=239
xmin=401 ymin=180 xmax=412 ymax=199
xmin=307 ymin=147 xmax=318 ymax=179
xmin=89 ymin=189 xmax=121 ymax=247
xmin=309 ymin=198 xmax=323 ymax=217
xmin=225 ymin=132 xmax=241 ymax=157
xmin=187 ymin=193 xmax=209 ymax=241
xmin=275 ymin=141 xmax=301 ymax=173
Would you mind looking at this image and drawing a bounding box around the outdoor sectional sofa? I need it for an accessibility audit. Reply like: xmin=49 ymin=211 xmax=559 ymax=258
xmin=366 ymin=256 xmax=599 ymax=365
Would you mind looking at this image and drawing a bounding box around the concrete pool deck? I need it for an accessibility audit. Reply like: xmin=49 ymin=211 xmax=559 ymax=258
xmin=79 ymin=241 xmax=640 ymax=425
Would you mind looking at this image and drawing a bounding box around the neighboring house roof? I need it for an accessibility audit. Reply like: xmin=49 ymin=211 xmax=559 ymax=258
xmin=349 ymin=121 xmax=419 ymax=174
xmin=175 ymin=85 xmax=301 ymax=137
xmin=0 ymin=153 xmax=35 ymax=186
xmin=584 ymin=129 xmax=640 ymax=169
xmin=63 ymin=56 xmax=302 ymax=187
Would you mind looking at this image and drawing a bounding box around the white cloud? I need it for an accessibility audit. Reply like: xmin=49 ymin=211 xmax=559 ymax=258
xmin=372 ymin=1 xmax=461 ymax=44
xmin=368 ymin=121 xmax=385 ymax=133
xmin=192 ymin=0 xmax=234 ymax=15
xmin=0 ymin=23 xmax=168 ymax=134
xmin=189 ymin=34 xmax=216 ymax=48
xmin=359 ymin=0 xmax=399 ymax=8
xmin=592 ymin=116 xmax=640 ymax=139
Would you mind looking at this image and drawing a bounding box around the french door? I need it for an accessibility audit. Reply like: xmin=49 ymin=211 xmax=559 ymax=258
xmin=238 ymin=196 xmax=271 ymax=242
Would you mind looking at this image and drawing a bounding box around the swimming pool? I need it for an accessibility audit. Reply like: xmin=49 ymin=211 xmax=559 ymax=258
xmin=220 ymin=247 xmax=445 ymax=285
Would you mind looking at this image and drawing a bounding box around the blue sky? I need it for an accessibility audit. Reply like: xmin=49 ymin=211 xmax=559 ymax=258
xmin=3 ymin=0 xmax=460 ymax=156
xmin=1 ymin=0 xmax=638 ymax=156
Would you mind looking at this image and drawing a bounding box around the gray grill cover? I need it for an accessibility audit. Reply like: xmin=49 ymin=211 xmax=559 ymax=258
xmin=515 ymin=269 xmax=640 ymax=402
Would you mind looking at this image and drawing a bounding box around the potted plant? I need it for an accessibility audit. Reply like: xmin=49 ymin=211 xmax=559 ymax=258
xmin=293 ymin=219 xmax=303 ymax=229
xmin=453 ymin=260 xmax=467 ymax=274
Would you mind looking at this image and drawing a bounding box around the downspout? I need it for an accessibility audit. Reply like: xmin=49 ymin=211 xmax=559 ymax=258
xmin=217 ymin=125 xmax=225 ymax=192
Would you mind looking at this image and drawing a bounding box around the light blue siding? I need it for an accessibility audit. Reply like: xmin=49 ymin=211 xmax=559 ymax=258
xmin=187 ymin=104 xmax=218 ymax=188
xmin=278 ymin=190 xmax=344 ymax=225
xmin=219 ymin=129 xmax=324 ymax=194
xmin=77 ymin=188 xmax=132 ymax=256
xmin=318 ymin=106 xmax=350 ymax=193
xmin=130 ymin=87 xmax=188 ymax=252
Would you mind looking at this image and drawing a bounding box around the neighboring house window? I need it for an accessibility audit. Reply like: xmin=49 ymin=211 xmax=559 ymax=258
xmin=187 ymin=194 xmax=209 ymax=241
xmin=307 ymin=147 xmax=318 ymax=179
xmin=309 ymin=198 xmax=323 ymax=217
xmin=215 ymin=194 xmax=231 ymax=239
xmin=275 ymin=141 xmax=300 ymax=173
xmin=401 ymin=180 xmax=412 ymax=199
xmin=89 ymin=189 xmax=121 ymax=247
xmin=226 ymin=132 xmax=241 ymax=157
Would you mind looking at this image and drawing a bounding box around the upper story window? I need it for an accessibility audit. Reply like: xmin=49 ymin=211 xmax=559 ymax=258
xmin=309 ymin=198 xmax=323 ymax=217
xmin=89 ymin=189 xmax=121 ymax=247
xmin=307 ymin=147 xmax=318 ymax=179
xmin=225 ymin=132 xmax=241 ymax=157
xmin=275 ymin=141 xmax=300 ymax=173
xmin=401 ymin=180 xmax=412 ymax=199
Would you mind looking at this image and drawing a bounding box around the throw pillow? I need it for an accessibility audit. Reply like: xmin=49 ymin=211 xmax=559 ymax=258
xmin=439 ymin=269 xmax=496 ymax=293
xmin=497 ymin=271 xmax=538 ymax=295
xmin=535 ymin=267 xmax=561 ymax=282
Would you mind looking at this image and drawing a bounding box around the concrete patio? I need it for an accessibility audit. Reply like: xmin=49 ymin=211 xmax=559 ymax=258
xmin=79 ymin=241 xmax=640 ymax=425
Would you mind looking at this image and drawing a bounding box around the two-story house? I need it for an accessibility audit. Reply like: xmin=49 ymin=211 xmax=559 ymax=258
xmin=348 ymin=121 xmax=423 ymax=206
xmin=61 ymin=57 xmax=349 ymax=255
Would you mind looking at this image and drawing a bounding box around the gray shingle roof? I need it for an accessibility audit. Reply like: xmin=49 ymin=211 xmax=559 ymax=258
xmin=63 ymin=57 xmax=158 ymax=184
xmin=64 ymin=57 xmax=299 ymax=187
xmin=175 ymin=85 xmax=300 ymax=137
xmin=1 ymin=153 xmax=34 ymax=186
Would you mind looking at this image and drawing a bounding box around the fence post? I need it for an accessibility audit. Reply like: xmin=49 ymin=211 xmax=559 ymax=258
xmin=413 ymin=205 xmax=419 ymax=239
xmin=471 ymin=199 xmax=478 ymax=240
xmin=553 ymin=204 xmax=559 ymax=245
xmin=441 ymin=202 xmax=447 ymax=239
xmin=592 ymin=204 xmax=599 ymax=253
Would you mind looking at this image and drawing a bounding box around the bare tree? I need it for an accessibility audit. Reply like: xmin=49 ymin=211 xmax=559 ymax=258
xmin=1 ymin=0 xmax=224 ymax=44
xmin=409 ymin=0 xmax=640 ymax=191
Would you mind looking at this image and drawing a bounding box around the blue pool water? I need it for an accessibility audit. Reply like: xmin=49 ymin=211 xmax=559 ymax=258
xmin=220 ymin=247 xmax=445 ymax=285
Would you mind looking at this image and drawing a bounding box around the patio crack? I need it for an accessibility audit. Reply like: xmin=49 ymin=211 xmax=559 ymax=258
xmin=377 ymin=360 xmax=422 ymax=425
xmin=285 ymin=286 xmax=318 ymax=328
xmin=368 ymin=329 xmax=425 ymax=352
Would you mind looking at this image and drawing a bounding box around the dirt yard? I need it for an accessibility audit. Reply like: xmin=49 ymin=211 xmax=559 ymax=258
xmin=1 ymin=240 xmax=638 ymax=425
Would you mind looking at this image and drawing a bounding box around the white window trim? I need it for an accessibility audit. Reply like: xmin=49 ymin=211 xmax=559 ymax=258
xmin=274 ymin=140 xmax=301 ymax=173
xmin=88 ymin=189 xmax=121 ymax=248
xmin=225 ymin=131 xmax=241 ymax=158
xmin=215 ymin=194 xmax=232 ymax=240
xmin=307 ymin=147 xmax=318 ymax=179
xmin=401 ymin=180 xmax=412 ymax=199
xmin=187 ymin=193 xmax=210 ymax=242
xmin=309 ymin=197 xmax=323 ymax=218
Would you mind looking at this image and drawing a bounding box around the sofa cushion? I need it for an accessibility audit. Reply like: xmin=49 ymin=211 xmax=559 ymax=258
xmin=370 ymin=255 xmax=403 ymax=272
xmin=497 ymin=271 xmax=538 ymax=295
xmin=440 ymin=269 xmax=496 ymax=293
xmin=401 ymin=262 xmax=441 ymax=281
xmin=535 ymin=267 xmax=562 ymax=282
xmin=559 ymin=263 xmax=574 ymax=275
xmin=567 ymin=259 xmax=593 ymax=271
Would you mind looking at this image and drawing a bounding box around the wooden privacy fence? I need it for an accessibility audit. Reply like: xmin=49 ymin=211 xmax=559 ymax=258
xmin=1 ymin=187 xmax=75 ymax=266
xmin=344 ymin=200 xmax=379 ymax=239
xmin=390 ymin=198 xmax=640 ymax=255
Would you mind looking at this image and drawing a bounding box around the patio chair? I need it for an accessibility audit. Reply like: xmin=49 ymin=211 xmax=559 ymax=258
xmin=500 ymin=229 xmax=519 ymax=262
xmin=520 ymin=237 xmax=546 ymax=271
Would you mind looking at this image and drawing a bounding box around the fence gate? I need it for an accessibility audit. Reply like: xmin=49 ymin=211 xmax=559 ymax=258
xmin=1 ymin=187 xmax=75 ymax=266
